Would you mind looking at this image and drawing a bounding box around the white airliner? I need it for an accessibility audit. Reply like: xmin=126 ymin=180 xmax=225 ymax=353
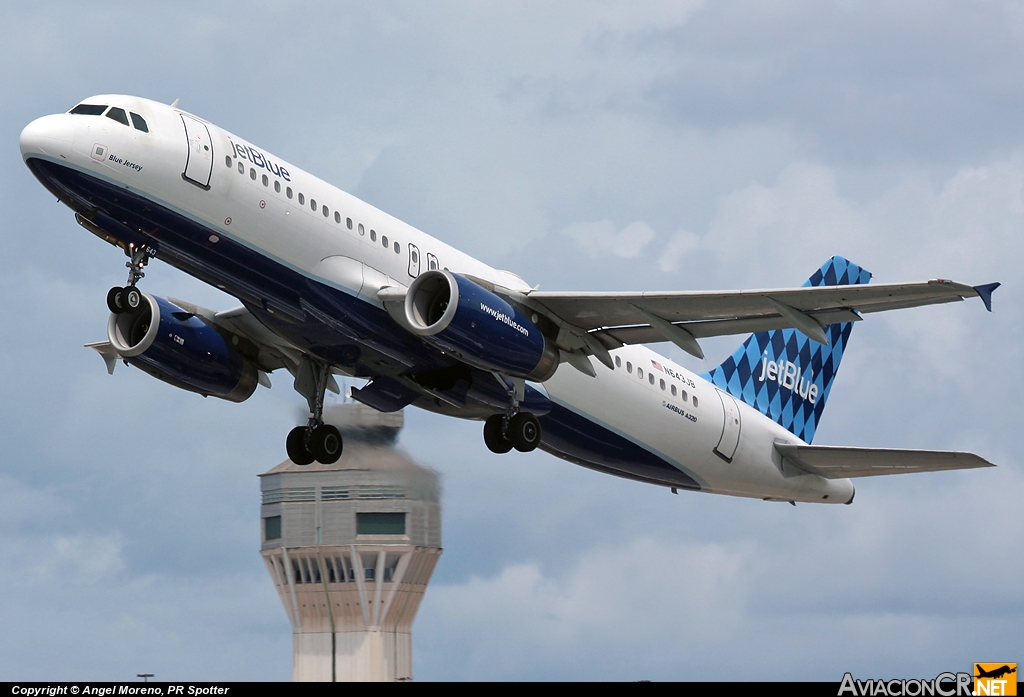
xmin=20 ymin=95 xmax=999 ymax=504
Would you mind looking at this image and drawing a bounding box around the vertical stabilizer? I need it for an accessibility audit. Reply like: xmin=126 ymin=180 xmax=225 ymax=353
xmin=700 ymin=256 xmax=871 ymax=443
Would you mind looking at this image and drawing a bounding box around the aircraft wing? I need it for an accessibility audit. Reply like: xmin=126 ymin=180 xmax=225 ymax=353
xmin=516 ymin=279 xmax=997 ymax=360
xmin=774 ymin=443 xmax=996 ymax=479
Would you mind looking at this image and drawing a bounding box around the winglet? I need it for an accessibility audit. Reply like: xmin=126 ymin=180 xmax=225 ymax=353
xmin=973 ymin=282 xmax=1000 ymax=312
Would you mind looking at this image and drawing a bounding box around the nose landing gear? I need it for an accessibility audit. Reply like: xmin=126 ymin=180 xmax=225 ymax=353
xmin=107 ymin=243 xmax=153 ymax=314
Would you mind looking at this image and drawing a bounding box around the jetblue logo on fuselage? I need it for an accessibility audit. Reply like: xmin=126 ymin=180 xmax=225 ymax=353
xmin=479 ymin=303 xmax=529 ymax=336
xmin=757 ymin=355 xmax=819 ymax=404
xmin=229 ymin=139 xmax=291 ymax=181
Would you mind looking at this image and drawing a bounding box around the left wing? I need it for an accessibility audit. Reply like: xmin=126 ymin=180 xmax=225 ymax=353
xmin=774 ymin=443 xmax=996 ymax=478
xmin=506 ymin=279 xmax=998 ymax=361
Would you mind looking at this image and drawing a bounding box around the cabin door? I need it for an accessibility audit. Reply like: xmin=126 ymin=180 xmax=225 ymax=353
xmin=180 ymin=114 xmax=213 ymax=189
xmin=713 ymin=390 xmax=742 ymax=462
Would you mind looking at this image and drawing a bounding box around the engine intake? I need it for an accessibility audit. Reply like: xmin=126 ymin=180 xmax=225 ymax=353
xmin=108 ymin=293 xmax=259 ymax=402
xmin=404 ymin=271 xmax=558 ymax=381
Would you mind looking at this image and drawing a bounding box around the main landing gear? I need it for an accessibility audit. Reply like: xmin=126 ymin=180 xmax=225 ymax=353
xmin=106 ymin=243 xmax=152 ymax=314
xmin=482 ymin=373 xmax=542 ymax=454
xmin=286 ymin=359 xmax=343 ymax=466
xmin=483 ymin=412 xmax=541 ymax=453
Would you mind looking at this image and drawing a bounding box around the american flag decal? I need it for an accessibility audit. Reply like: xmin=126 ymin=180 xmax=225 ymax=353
xmin=651 ymin=360 xmax=664 ymax=371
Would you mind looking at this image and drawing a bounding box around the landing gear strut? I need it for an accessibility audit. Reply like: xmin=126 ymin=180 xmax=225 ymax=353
xmin=107 ymin=243 xmax=153 ymax=314
xmin=286 ymin=359 xmax=343 ymax=466
xmin=483 ymin=373 xmax=542 ymax=454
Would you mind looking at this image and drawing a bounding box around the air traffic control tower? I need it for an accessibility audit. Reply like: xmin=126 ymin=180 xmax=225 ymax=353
xmin=259 ymin=403 xmax=442 ymax=682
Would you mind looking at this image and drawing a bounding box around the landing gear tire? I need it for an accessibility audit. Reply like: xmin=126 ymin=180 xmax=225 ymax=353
xmin=483 ymin=414 xmax=513 ymax=454
xmin=107 ymin=286 xmax=125 ymax=314
xmin=286 ymin=426 xmax=315 ymax=466
xmin=123 ymin=286 xmax=143 ymax=312
xmin=508 ymin=412 xmax=541 ymax=452
xmin=311 ymin=424 xmax=343 ymax=464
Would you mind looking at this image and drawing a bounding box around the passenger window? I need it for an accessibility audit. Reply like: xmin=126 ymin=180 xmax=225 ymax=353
xmin=394 ymin=241 xmax=400 ymax=253
xmin=637 ymin=368 xmax=643 ymax=379
xmin=105 ymin=107 xmax=129 ymax=126
xmin=358 ymin=223 xmax=365 ymax=235
xmin=692 ymin=396 xmax=698 ymax=408
xmin=347 ymin=218 xmax=354 ymax=230
xmin=69 ymin=103 xmax=108 ymax=116
xmin=649 ymin=374 xmax=655 ymax=385
xmin=382 ymin=235 xmax=389 ymax=247
xmin=626 ymin=362 xmax=632 ymax=374
xmin=334 ymin=211 xmax=341 ymax=223
xmin=322 ymin=205 xmax=329 ymax=217
xmin=287 ymin=187 xmax=293 ymax=199
xmin=298 ymin=193 xmax=305 ymax=205
xmin=274 ymin=181 xmax=281 ymax=193
xmin=129 ymin=112 xmax=149 ymax=132
xmin=250 ymin=168 xmax=256 ymax=180
xmin=238 ymin=162 xmax=244 ymax=174
xmin=660 ymin=379 xmax=666 ymax=390
xmin=370 ymin=230 xmax=377 ymax=242
xmin=681 ymin=391 xmax=688 ymax=402
xmin=615 ymin=356 xmax=621 ymax=368
xmin=671 ymin=384 xmax=677 ymax=396
xmin=310 ymin=198 xmax=317 ymax=211
xmin=225 ymin=156 xmax=232 ymax=168
xmin=262 ymin=174 xmax=269 ymax=186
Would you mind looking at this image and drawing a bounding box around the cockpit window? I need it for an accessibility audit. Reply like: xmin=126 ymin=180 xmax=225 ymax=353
xmin=69 ymin=103 xmax=108 ymax=116
xmin=129 ymin=112 xmax=149 ymax=133
xmin=105 ymin=107 xmax=130 ymax=126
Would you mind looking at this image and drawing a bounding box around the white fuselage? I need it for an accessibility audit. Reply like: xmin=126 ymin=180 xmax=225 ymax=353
xmin=20 ymin=95 xmax=854 ymax=504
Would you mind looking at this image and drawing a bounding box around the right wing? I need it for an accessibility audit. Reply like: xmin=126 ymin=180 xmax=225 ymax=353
xmin=519 ymin=279 xmax=998 ymax=361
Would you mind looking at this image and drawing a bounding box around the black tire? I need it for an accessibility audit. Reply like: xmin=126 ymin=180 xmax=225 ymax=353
xmin=509 ymin=412 xmax=541 ymax=452
xmin=107 ymin=286 xmax=125 ymax=314
xmin=483 ymin=414 xmax=513 ymax=454
xmin=286 ymin=426 xmax=315 ymax=466
xmin=123 ymin=286 xmax=143 ymax=312
xmin=312 ymin=424 xmax=343 ymax=464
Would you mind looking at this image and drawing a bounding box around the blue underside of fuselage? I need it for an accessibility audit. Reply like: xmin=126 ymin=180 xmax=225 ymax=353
xmin=28 ymin=156 xmax=701 ymax=490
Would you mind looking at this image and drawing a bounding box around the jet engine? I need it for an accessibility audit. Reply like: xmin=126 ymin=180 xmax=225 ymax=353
xmin=107 ymin=293 xmax=259 ymax=402
xmin=403 ymin=271 xmax=558 ymax=381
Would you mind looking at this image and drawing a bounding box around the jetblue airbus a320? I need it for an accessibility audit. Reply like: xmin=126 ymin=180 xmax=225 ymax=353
xmin=20 ymin=95 xmax=999 ymax=504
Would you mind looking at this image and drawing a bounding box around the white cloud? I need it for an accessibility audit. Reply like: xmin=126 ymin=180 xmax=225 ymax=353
xmin=561 ymin=219 xmax=656 ymax=258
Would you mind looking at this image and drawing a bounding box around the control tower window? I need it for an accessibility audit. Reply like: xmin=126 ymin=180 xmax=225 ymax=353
xmin=69 ymin=103 xmax=108 ymax=115
xmin=264 ymin=515 xmax=281 ymax=541
xmin=105 ymin=107 xmax=130 ymax=126
xmin=357 ymin=512 xmax=406 ymax=535
xmin=129 ymin=112 xmax=149 ymax=132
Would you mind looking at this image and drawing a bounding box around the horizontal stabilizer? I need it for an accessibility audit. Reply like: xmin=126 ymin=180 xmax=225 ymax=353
xmin=774 ymin=443 xmax=995 ymax=478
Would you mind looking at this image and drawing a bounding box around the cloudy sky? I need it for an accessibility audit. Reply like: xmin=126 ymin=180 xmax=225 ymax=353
xmin=1 ymin=0 xmax=1021 ymax=682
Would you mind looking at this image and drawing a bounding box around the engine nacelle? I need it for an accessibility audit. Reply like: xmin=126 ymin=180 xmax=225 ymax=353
xmin=404 ymin=271 xmax=558 ymax=381
xmin=107 ymin=293 xmax=259 ymax=402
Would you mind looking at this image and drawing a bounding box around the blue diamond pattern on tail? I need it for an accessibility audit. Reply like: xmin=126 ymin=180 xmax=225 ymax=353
xmin=699 ymin=256 xmax=871 ymax=444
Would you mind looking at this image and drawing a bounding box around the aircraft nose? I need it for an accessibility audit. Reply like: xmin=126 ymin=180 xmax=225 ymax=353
xmin=20 ymin=114 xmax=74 ymax=161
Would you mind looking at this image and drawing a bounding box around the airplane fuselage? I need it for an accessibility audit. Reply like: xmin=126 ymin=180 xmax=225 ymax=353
xmin=22 ymin=95 xmax=855 ymax=504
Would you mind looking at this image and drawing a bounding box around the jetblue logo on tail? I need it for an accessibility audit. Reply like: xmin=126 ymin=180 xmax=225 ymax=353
xmin=701 ymin=256 xmax=871 ymax=444
xmin=758 ymin=357 xmax=819 ymax=404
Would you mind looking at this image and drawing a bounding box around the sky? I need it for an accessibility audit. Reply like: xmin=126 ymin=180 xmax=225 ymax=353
xmin=1 ymin=0 xmax=1021 ymax=682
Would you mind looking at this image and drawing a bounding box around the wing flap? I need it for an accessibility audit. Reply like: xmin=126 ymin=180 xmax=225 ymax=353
xmin=774 ymin=443 xmax=996 ymax=479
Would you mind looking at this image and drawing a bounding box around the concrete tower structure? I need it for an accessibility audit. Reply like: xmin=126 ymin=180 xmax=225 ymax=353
xmin=259 ymin=403 xmax=442 ymax=682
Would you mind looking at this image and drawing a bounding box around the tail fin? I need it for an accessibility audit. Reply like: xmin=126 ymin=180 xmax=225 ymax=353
xmin=700 ymin=256 xmax=872 ymax=444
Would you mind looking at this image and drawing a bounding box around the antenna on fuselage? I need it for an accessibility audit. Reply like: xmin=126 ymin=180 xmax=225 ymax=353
xmin=170 ymin=98 xmax=180 ymax=108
